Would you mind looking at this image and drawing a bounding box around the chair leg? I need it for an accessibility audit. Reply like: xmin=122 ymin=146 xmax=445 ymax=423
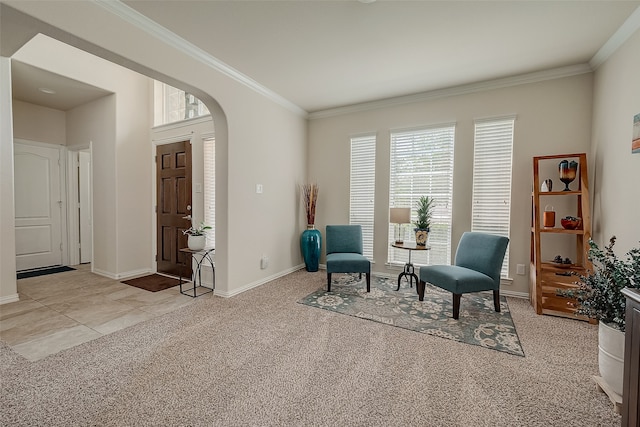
xmin=452 ymin=293 xmax=461 ymax=319
xmin=359 ymin=273 xmax=362 ymax=280
xmin=493 ymin=289 xmax=501 ymax=313
xmin=366 ymin=273 xmax=370 ymax=292
xmin=327 ymin=273 xmax=332 ymax=292
xmin=418 ymin=280 xmax=426 ymax=301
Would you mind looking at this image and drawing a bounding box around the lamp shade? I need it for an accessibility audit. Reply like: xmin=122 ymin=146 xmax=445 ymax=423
xmin=390 ymin=207 xmax=411 ymax=224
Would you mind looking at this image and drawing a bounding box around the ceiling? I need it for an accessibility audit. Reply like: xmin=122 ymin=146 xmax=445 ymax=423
xmin=11 ymin=61 xmax=111 ymax=111
xmin=10 ymin=1 xmax=640 ymax=114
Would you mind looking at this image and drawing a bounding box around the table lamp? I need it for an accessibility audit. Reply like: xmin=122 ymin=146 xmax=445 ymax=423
xmin=390 ymin=207 xmax=411 ymax=244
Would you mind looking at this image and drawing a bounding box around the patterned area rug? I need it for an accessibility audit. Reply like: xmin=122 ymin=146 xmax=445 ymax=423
xmin=299 ymin=274 xmax=524 ymax=357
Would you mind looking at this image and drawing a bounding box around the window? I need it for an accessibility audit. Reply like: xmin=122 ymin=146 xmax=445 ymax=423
xmin=472 ymin=117 xmax=515 ymax=278
xmin=350 ymin=134 xmax=376 ymax=259
xmin=203 ymin=137 xmax=215 ymax=247
xmin=154 ymin=81 xmax=210 ymax=126
xmin=388 ymin=125 xmax=455 ymax=266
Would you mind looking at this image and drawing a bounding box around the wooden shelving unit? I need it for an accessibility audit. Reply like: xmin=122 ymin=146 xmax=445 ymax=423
xmin=530 ymin=153 xmax=593 ymax=319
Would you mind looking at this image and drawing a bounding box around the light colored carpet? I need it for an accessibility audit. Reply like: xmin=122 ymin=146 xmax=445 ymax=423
xmin=0 ymin=269 xmax=620 ymax=426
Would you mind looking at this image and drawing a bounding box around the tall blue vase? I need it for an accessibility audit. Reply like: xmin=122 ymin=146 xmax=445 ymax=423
xmin=301 ymin=225 xmax=321 ymax=272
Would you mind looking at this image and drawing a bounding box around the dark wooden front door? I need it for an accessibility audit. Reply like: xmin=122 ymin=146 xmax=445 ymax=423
xmin=157 ymin=141 xmax=192 ymax=277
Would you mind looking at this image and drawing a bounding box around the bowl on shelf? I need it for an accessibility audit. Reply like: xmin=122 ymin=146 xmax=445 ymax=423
xmin=560 ymin=216 xmax=582 ymax=230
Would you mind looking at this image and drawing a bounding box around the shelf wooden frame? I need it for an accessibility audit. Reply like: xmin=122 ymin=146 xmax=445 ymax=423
xmin=530 ymin=153 xmax=593 ymax=319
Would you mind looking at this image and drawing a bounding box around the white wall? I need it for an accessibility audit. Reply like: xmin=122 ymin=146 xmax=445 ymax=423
xmin=309 ymin=73 xmax=594 ymax=296
xmin=591 ymin=29 xmax=640 ymax=254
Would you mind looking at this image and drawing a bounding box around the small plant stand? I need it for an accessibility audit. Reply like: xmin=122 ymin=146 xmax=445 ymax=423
xmin=179 ymin=247 xmax=215 ymax=297
xmin=593 ymin=375 xmax=622 ymax=414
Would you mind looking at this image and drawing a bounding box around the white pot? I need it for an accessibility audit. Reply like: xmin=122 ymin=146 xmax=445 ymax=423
xmin=187 ymin=235 xmax=206 ymax=251
xmin=598 ymin=321 xmax=625 ymax=396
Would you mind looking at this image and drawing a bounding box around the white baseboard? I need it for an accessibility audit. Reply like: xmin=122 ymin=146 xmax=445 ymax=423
xmin=117 ymin=269 xmax=153 ymax=280
xmin=501 ymin=289 xmax=530 ymax=299
xmin=0 ymin=293 xmax=20 ymax=305
xmin=216 ymin=264 xmax=305 ymax=298
xmin=93 ymin=268 xmax=152 ymax=280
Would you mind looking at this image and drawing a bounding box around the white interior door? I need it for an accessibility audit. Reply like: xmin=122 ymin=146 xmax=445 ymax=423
xmin=79 ymin=150 xmax=92 ymax=263
xmin=14 ymin=142 xmax=63 ymax=270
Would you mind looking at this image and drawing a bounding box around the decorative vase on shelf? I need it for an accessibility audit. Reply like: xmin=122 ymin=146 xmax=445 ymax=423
xmin=558 ymin=160 xmax=578 ymax=191
xmin=188 ymin=235 xmax=206 ymax=251
xmin=301 ymin=225 xmax=321 ymax=272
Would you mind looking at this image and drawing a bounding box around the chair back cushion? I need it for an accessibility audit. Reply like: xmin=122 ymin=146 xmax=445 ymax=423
xmin=454 ymin=232 xmax=509 ymax=286
xmin=326 ymin=225 xmax=363 ymax=255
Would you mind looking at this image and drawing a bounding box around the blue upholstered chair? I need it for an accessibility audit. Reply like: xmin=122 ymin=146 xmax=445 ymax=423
xmin=418 ymin=232 xmax=509 ymax=319
xmin=325 ymin=225 xmax=371 ymax=292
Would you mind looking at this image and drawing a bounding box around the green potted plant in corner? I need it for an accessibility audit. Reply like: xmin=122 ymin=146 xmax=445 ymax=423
xmin=183 ymin=222 xmax=212 ymax=251
xmin=559 ymin=236 xmax=640 ymax=396
xmin=413 ymin=196 xmax=434 ymax=247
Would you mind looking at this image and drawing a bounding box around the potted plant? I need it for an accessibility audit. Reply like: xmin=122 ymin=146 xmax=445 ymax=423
xmin=183 ymin=222 xmax=212 ymax=251
xmin=559 ymin=236 xmax=640 ymax=396
xmin=413 ymin=196 xmax=434 ymax=246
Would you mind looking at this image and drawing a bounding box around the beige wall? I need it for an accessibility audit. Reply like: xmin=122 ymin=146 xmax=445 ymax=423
xmin=591 ymin=29 xmax=640 ymax=254
xmin=1 ymin=2 xmax=307 ymax=298
xmin=67 ymin=95 xmax=118 ymax=274
xmin=0 ymin=57 xmax=17 ymax=303
xmin=309 ymin=73 xmax=594 ymax=296
xmin=12 ymin=100 xmax=66 ymax=145
xmin=12 ymin=34 xmax=152 ymax=279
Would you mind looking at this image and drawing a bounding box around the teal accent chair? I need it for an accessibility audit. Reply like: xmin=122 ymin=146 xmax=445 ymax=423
xmin=418 ymin=232 xmax=508 ymax=319
xmin=325 ymin=225 xmax=371 ymax=292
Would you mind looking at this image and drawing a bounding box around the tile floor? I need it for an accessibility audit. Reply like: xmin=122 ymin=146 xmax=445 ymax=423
xmin=0 ymin=264 xmax=205 ymax=361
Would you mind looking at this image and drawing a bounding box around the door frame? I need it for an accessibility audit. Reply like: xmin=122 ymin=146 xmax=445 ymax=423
xmin=152 ymin=133 xmax=194 ymax=273
xmin=66 ymin=143 xmax=93 ymax=267
xmin=13 ymin=138 xmax=69 ymax=269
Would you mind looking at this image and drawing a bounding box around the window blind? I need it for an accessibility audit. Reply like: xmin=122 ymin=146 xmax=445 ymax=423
xmin=350 ymin=134 xmax=376 ymax=259
xmin=472 ymin=117 xmax=514 ymax=278
xmin=388 ymin=125 xmax=455 ymax=266
xmin=203 ymin=137 xmax=215 ymax=248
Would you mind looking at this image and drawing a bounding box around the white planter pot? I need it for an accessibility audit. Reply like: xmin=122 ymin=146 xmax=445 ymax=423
xmin=187 ymin=235 xmax=206 ymax=251
xmin=598 ymin=321 xmax=625 ymax=396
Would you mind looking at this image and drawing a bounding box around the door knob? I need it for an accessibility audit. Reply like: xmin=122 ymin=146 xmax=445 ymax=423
xmin=182 ymin=215 xmax=192 ymax=221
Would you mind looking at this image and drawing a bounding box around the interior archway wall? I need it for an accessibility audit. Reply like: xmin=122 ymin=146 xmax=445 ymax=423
xmin=0 ymin=2 xmax=308 ymax=299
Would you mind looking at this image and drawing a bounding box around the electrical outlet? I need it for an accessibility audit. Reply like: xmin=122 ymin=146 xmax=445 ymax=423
xmin=261 ymin=255 xmax=269 ymax=269
xmin=516 ymin=264 xmax=526 ymax=275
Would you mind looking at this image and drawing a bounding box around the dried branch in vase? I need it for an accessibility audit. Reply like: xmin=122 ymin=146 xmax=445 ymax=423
xmin=301 ymin=183 xmax=319 ymax=226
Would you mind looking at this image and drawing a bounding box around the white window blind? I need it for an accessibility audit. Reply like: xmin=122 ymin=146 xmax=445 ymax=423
xmin=203 ymin=137 xmax=215 ymax=248
xmin=350 ymin=134 xmax=376 ymax=259
xmin=472 ymin=117 xmax=514 ymax=278
xmin=388 ymin=125 xmax=455 ymax=266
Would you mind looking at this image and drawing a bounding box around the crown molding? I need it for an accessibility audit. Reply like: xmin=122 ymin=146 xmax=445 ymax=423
xmin=92 ymin=0 xmax=307 ymax=117
xmin=308 ymin=64 xmax=593 ymax=120
xmin=590 ymin=6 xmax=640 ymax=69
